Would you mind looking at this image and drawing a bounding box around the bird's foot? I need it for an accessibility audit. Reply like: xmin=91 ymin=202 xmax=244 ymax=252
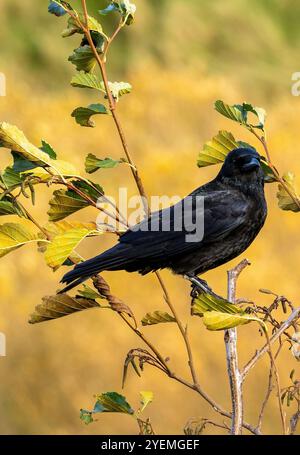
xmin=184 ymin=275 xmax=213 ymax=297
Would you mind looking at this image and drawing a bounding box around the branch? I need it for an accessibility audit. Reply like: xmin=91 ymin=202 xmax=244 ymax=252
xmin=242 ymin=306 xmax=300 ymax=379
xmin=79 ymin=0 xmax=200 ymax=392
xmin=225 ymin=259 xmax=250 ymax=434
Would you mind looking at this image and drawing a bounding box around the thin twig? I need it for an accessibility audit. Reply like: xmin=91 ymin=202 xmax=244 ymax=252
xmin=264 ymin=330 xmax=287 ymax=434
xmin=256 ymin=342 xmax=282 ymax=432
xmin=242 ymin=307 xmax=300 ymax=379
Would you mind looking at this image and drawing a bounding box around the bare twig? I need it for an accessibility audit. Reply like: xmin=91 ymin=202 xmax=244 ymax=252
xmin=242 ymin=307 xmax=300 ymax=379
xmin=264 ymin=330 xmax=287 ymax=434
xmin=225 ymin=259 xmax=250 ymax=434
xmin=256 ymin=342 xmax=282 ymax=432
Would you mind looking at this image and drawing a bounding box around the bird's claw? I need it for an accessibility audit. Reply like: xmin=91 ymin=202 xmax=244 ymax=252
xmin=185 ymin=275 xmax=213 ymax=296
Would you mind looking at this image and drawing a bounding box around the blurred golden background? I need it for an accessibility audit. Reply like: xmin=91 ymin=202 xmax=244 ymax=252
xmin=0 ymin=0 xmax=300 ymax=435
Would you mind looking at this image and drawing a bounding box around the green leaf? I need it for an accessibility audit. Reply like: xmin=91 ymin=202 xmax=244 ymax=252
xmin=0 ymin=123 xmax=53 ymax=167
xmin=215 ymin=100 xmax=266 ymax=130
xmin=197 ymin=131 xmax=240 ymax=167
xmin=192 ymin=292 xmax=265 ymax=331
xmin=40 ymin=140 xmax=57 ymax=159
xmin=192 ymin=292 xmax=241 ymax=316
xmin=0 ymin=123 xmax=76 ymax=180
xmin=0 ymin=223 xmax=45 ymax=258
xmin=47 ymin=181 xmax=102 ymax=222
xmin=45 ymin=222 xmax=100 ymax=270
xmin=1 ymin=166 xmax=23 ymax=188
xmin=80 ymin=392 xmax=134 ymax=425
xmin=0 ymin=199 xmax=24 ymax=217
xmin=10 ymin=152 xmax=38 ymax=173
xmin=71 ymin=74 xmax=132 ymax=101
xmin=71 ymin=72 xmax=104 ymax=92
xmin=203 ymin=310 xmax=264 ymax=331
xmin=140 ymin=391 xmax=154 ymax=413
xmin=277 ymin=172 xmax=300 ymax=212
xmin=80 ymin=409 xmax=94 ymax=425
xmin=95 ymin=392 xmax=134 ymax=414
xmin=72 ymin=104 xmax=109 ymax=127
xmin=21 ymin=160 xmax=81 ymax=181
xmin=141 ymin=310 xmax=176 ymax=326
xmin=29 ymin=294 xmax=100 ymax=324
xmin=77 ymin=284 xmax=103 ymax=301
xmin=68 ymin=36 xmax=105 ymax=73
xmin=71 ymin=179 xmax=104 ymax=200
xmin=62 ymin=14 xmax=103 ymax=38
xmin=47 ymin=189 xmax=89 ymax=222
xmin=85 ymin=154 xmax=121 ymax=174
xmin=108 ymin=81 xmax=132 ymax=101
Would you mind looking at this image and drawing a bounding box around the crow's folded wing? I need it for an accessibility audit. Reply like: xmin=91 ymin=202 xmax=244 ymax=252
xmin=119 ymin=189 xmax=249 ymax=259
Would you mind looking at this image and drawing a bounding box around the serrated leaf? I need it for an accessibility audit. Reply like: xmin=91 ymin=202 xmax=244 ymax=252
xmin=68 ymin=38 xmax=105 ymax=73
xmin=277 ymin=172 xmax=300 ymax=212
xmin=108 ymin=82 xmax=132 ymax=101
xmin=0 ymin=223 xmax=45 ymax=258
xmin=197 ymin=130 xmax=274 ymax=182
xmin=47 ymin=189 xmax=89 ymax=222
xmin=192 ymin=292 xmax=265 ymax=331
xmin=45 ymin=222 xmax=100 ymax=270
xmin=192 ymin=292 xmax=241 ymax=316
xmin=72 ymin=104 xmax=109 ymax=127
xmin=140 ymin=391 xmax=154 ymax=413
xmin=71 ymin=72 xmax=104 ymax=92
xmin=72 ymin=179 xmax=104 ymax=200
xmin=29 ymin=294 xmax=100 ymax=324
xmin=95 ymin=392 xmax=134 ymax=414
xmin=141 ymin=310 xmax=176 ymax=326
xmin=203 ymin=310 xmax=265 ymax=331
xmin=215 ymin=100 xmax=266 ymax=130
xmin=0 ymin=123 xmax=71 ymax=179
xmin=47 ymin=181 xmax=102 ymax=222
xmin=197 ymin=131 xmax=240 ymax=167
xmin=62 ymin=14 xmax=103 ymax=38
xmin=85 ymin=154 xmax=121 ymax=174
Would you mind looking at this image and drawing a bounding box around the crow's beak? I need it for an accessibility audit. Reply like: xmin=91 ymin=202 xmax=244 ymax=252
xmin=242 ymin=157 xmax=260 ymax=172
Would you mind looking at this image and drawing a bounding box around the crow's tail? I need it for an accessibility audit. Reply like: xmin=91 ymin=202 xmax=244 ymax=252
xmin=59 ymin=243 xmax=133 ymax=294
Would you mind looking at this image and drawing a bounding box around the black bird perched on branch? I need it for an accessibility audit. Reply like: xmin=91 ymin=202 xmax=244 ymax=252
xmin=60 ymin=148 xmax=267 ymax=293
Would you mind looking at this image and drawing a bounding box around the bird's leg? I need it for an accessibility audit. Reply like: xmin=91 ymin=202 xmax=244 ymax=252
xmin=184 ymin=274 xmax=214 ymax=297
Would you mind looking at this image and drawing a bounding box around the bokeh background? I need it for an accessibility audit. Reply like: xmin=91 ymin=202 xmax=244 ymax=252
xmin=0 ymin=0 xmax=300 ymax=435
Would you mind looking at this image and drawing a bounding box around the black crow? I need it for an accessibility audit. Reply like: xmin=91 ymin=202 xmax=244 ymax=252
xmin=60 ymin=148 xmax=267 ymax=293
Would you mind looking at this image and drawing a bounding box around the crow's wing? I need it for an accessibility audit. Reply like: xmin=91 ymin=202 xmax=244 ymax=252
xmin=119 ymin=188 xmax=249 ymax=259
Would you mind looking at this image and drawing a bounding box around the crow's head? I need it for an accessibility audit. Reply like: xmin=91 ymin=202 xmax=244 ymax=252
xmin=219 ymin=147 xmax=263 ymax=181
